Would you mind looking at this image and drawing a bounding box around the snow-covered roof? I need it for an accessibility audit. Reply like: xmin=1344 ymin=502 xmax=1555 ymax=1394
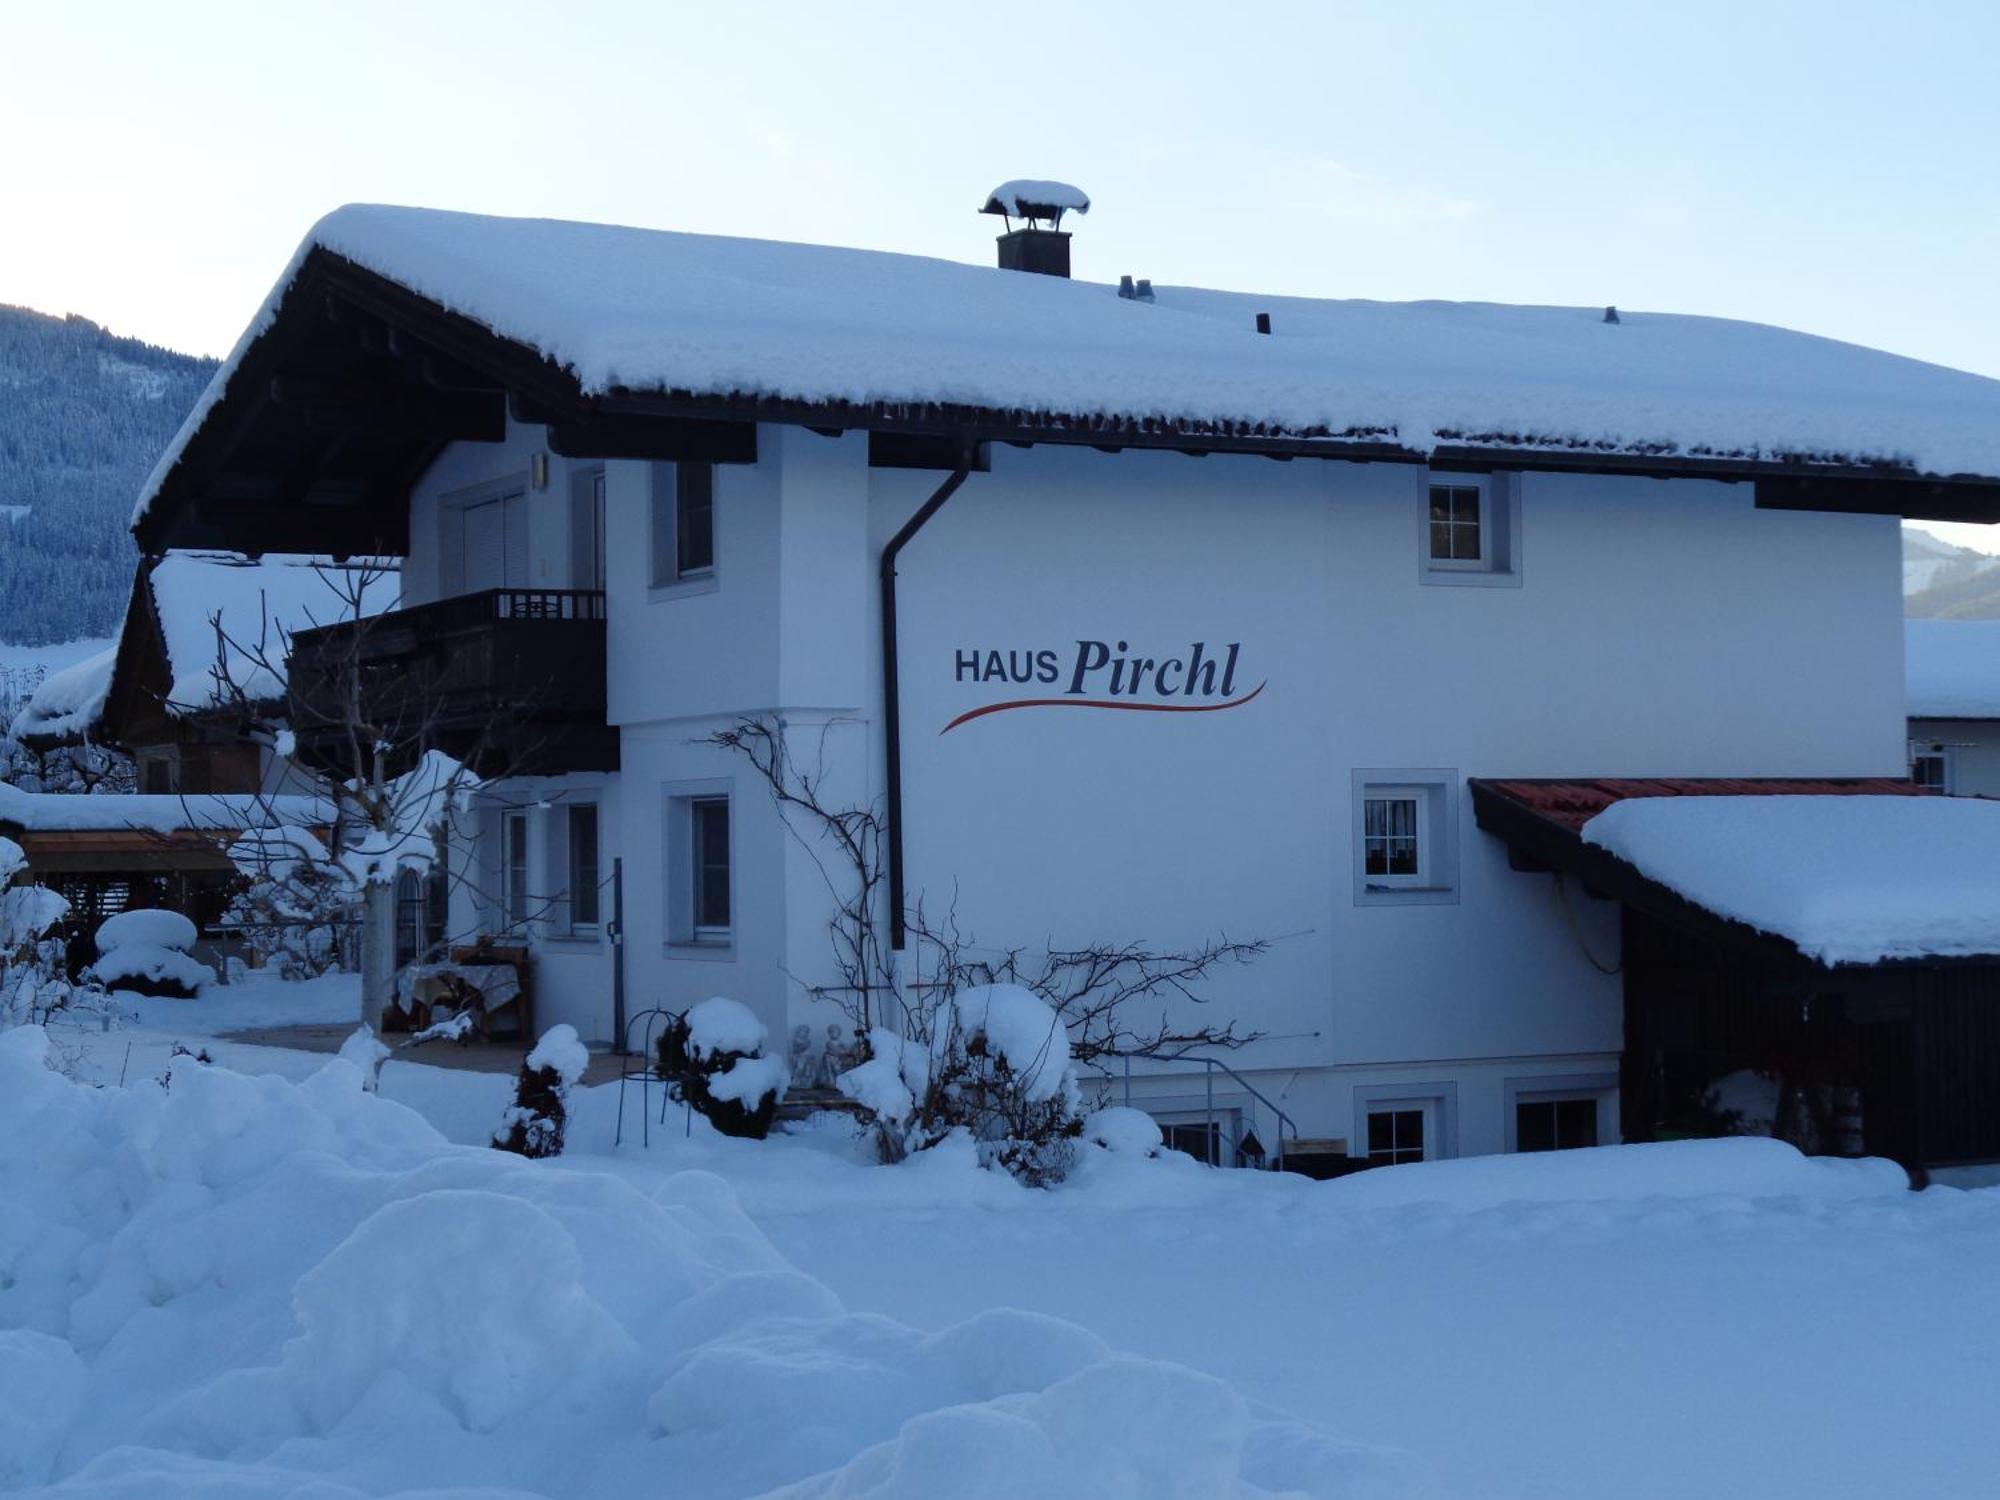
xmin=0 ymin=782 xmax=332 ymax=834
xmin=10 ymin=645 xmax=117 ymax=742
xmin=149 ymin=552 xmax=398 ymax=714
xmin=1582 ymin=794 xmax=2000 ymax=964
xmin=1906 ymin=618 xmax=2000 ymax=719
xmin=135 ymin=204 xmax=2000 ymax=527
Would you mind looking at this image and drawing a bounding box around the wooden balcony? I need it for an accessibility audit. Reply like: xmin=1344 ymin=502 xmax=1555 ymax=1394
xmin=288 ymin=588 xmax=617 ymax=776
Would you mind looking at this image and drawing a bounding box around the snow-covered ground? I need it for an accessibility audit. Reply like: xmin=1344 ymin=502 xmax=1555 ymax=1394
xmin=11 ymin=979 xmax=2000 ymax=1498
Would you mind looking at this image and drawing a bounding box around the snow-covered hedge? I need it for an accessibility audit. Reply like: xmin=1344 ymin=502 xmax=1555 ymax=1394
xmin=839 ymin=983 xmax=1085 ymax=1185
xmin=655 ymin=997 xmax=785 ymax=1139
xmin=494 ymin=1023 xmax=590 ymax=1158
xmin=86 ymin=906 xmax=212 ymax=998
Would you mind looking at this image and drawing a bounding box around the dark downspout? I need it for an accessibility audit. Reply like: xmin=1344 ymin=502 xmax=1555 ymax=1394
xmin=880 ymin=441 xmax=975 ymax=951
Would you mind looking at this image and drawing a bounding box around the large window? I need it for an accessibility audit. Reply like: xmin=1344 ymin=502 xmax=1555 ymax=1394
xmin=651 ymin=461 xmax=717 ymax=586
xmin=691 ymin=795 xmax=731 ymax=938
xmin=567 ymin=804 xmax=600 ymax=931
xmin=572 ymin=467 xmax=607 ymax=592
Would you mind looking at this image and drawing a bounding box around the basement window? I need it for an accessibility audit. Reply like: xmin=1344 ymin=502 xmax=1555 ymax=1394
xmin=1910 ymin=743 xmax=1953 ymax=793
xmin=1420 ymin=471 xmax=1520 ymax=587
xmin=1365 ymin=1106 xmax=1429 ymax=1165
xmin=1515 ymin=1096 xmax=1601 ymax=1153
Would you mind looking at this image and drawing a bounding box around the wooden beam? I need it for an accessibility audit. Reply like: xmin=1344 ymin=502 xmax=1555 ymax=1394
xmin=545 ymin=412 xmax=757 ymax=463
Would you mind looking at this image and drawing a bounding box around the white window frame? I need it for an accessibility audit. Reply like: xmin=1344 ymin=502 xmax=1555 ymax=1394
xmin=649 ymin=460 xmax=720 ymax=596
xmin=1504 ymin=1073 xmax=1618 ymax=1153
xmin=1910 ymin=741 xmax=1954 ymax=794
xmin=439 ymin=472 xmax=533 ymax=598
xmin=542 ymin=799 xmax=603 ymax=942
xmin=664 ymin=778 xmax=736 ymax=957
xmin=1419 ymin=470 xmax=1521 ymax=588
xmin=1354 ymin=1082 xmax=1458 ymax=1163
xmin=1352 ymin=769 xmax=1460 ymax=906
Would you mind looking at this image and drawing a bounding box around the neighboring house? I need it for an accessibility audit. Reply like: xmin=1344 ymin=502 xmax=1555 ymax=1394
xmin=9 ymin=551 xmax=395 ymax=947
xmin=1905 ymin=618 xmax=2000 ymax=796
xmin=123 ymin=198 xmax=2000 ymax=1171
xmin=14 ymin=550 xmax=397 ymax=795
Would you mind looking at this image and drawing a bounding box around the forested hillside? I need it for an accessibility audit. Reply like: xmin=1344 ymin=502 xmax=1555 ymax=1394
xmin=0 ymin=304 xmax=215 ymax=644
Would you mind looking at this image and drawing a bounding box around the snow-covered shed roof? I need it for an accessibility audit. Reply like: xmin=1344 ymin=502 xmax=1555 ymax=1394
xmin=146 ymin=551 xmax=398 ymax=714
xmin=1582 ymin=795 xmax=2000 ymax=966
xmin=10 ymin=646 xmax=117 ymax=743
xmin=135 ymin=204 xmax=2000 ymax=537
xmin=0 ymin=782 xmax=331 ymax=834
xmin=1906 ymin=618 xmax=2000 ymax=719
xmin=1470 ymin=778 xmax=1994 ymax=967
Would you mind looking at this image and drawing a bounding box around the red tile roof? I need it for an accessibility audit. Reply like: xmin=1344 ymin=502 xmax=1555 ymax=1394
xmin=1474 ymin=777 xmax=1931 ymax=834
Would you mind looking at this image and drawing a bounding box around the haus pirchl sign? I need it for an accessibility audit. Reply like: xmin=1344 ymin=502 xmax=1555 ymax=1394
xmin=942 ymin=639 xmax=1265 ymax=733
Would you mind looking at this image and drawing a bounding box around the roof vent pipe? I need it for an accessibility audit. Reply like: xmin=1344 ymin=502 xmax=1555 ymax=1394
xmin=981 ymin=179 xmax=1090 ymax=278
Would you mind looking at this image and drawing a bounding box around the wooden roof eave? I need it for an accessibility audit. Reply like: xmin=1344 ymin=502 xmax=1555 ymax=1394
xmin=135 ymin=248 xmax=2000 ymax=557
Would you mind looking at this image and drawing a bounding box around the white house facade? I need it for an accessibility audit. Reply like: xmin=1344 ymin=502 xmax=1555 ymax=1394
xmin=129 ymin=201 xmax=2000 ymax=1170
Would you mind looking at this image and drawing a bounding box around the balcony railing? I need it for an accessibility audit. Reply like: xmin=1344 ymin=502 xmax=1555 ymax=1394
xmin=288 ymin=588 xmax=616 ymax=776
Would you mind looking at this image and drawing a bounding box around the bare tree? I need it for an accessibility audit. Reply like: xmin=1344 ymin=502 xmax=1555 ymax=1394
xmin=710 ymin=715 xmax=1265 ymax=1066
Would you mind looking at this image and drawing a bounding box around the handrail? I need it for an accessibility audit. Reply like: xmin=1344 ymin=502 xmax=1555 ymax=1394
xmin=294 ymin=588 xmax=607 ymax=647
xmin=1115 ymin=1052 xmax=1298 ymax=1171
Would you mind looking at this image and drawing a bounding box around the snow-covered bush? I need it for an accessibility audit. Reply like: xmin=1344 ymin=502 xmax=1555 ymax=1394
xmin=840 ymin=983 xmax=1085 ymax=1186
xmin=1 ymin=835 xmax=73 ymax=1031
xmin=655 ymin=997 xmax=785 ymax=1139
xmin=222 ymin=826 xmax=354 ymax=979
xmin=87 ymin=907 xmax=215 ymax=998
xmin=493 ymin=1023 xmax=589 ymax=1158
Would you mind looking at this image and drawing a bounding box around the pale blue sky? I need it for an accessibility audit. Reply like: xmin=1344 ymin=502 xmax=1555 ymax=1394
xmin=6 ymin=0 xmax=1997 ymax=541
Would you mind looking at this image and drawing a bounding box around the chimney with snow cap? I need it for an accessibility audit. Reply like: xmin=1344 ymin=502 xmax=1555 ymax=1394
xmin=981 ymin=179 xmax=1089 ymax=277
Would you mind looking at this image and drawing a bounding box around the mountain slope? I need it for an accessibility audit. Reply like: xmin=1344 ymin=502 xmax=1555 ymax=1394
xmin=0 ymin=304 xmax=215 ymax=645
xmin=1903 ymin=527 xmax=2000 ymax=618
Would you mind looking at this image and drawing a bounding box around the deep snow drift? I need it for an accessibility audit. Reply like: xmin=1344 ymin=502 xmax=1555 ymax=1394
xmin=0 ymin=1026 xmax=1408 ymax=1498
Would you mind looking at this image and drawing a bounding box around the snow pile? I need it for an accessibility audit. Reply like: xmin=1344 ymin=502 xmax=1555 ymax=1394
xmin=227 ymin=823 xmax=332 ymax=880
xmin=136 ymin=204 xmax=2000 ymax=533
xmin=1905 ymin=618 xmax=2000 ymax=718
xmin=89 ymin=908 xmax=214 ymax=995
xmin=95 ymin=908 xmax=199 ymax=954
xmin=951 ymin=983 xmax=1072 ymax=1102
xmin=686 ymin=994 xmax=769 ymax=1060
xmin=1583 ymin=794 xmax=2000 ymax=963
xmin=526 ymin=1021 xmax=590 ymax=1087
xmin=708 ymin=1053 xmax=788 ymax=1107
xmin=1 ymin=835 xmax=69 ymax=953
xmin=0 ymin=1027 xmax=1407 ymax=1497
xmin=1083 ymin=1106 xmax=1163 ymax=1156
xmin=9 ymin=644 xmax=116 ymax=742
xmin=148 ymin=551 xmax=399 ymax=712
xmin=837 ymin=1026 xmax=929 ymax=1122
xmin=1321 ymin=1137 xmax=1907 ymax=1211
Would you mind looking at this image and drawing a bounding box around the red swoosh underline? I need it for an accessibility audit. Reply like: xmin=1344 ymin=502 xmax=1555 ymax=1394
xmin=940 ymin=680 xmax=1267 ymax=735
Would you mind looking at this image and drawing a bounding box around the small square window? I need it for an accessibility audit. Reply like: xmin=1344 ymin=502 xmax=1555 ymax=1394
xmin=1353 ymin=770 xmax=1459 ymax=905
xmin=1428 ymin=484 xmax=1483 ymax=563
xmin=1420 ymin=471 xmax=1519 ymax=586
